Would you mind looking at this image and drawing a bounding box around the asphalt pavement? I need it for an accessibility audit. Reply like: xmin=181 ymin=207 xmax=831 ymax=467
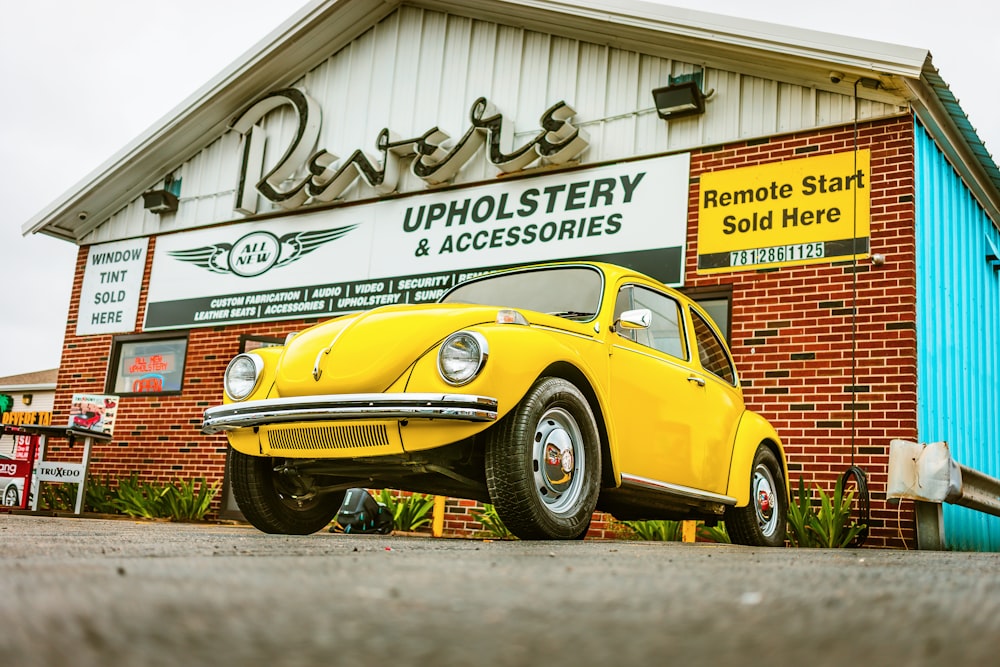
xmin=1 ymin=514 xmax=998 ymax=666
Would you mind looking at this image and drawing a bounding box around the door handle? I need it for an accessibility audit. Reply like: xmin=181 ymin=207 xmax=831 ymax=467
xmin=687 ymin=376 xmax=706 ymax=387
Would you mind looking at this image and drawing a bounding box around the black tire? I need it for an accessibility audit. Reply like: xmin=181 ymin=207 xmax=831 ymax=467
xmin=229 ymin=448 xmax=342 ymax=535
xmin=725 ymin=445 xmax=787 ymax=547
xmin=3 ymin=484 xmax=19 ymax=507
xmin=485 ymin=377 xmax=601 ymax=540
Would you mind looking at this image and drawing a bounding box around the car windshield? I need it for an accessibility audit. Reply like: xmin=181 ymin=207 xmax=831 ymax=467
xmin=441 ymin=266 xmax=603 ymax=320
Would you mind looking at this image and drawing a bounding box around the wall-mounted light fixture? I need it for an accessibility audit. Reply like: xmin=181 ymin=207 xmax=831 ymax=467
xmin=142 ymin=189 xmax=178 ymax=214
xmin=142 ymin=172 xmax=181 ymax=214
xmin=22 ymin=393 xmax=33 ymax=406
xmin=652 ymin=71 xmax=712 ymax=121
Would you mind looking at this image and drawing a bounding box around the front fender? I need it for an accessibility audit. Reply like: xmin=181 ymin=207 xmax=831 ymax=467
xmin=401 ymin=323 xmax=611 ymax=452
xmin=726 ymin=410 xmax=789 ymax=507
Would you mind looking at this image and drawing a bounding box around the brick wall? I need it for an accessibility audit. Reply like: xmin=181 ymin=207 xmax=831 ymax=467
xmin=49 ymin=237 xmax=311 ymax=515
xmin=51 ymin=116 xmax=918 ymax=547
xmin=684 ymin=116 xmax=918 ymax=548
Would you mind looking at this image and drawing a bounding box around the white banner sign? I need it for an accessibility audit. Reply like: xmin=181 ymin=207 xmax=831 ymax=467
xmin=144 ymin=154 xmax=689 ymax=330
xmin=34 ymin=461 xmax=85 ymax=483
xmin=77 ymin=239 xmax=149 ymax=335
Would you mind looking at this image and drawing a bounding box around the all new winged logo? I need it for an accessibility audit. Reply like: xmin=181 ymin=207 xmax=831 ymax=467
xmin=167 ymin=225 xmax=357 ymax=278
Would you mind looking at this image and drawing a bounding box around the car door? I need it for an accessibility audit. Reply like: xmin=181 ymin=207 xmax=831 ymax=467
xmin=609 ymin=284 xmax=706 ymax=489
xmin=685 ymin=306 xmax=744 ymax=494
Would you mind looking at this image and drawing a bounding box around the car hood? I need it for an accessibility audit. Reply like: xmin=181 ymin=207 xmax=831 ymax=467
xmin=273 ymin=303 xmax=503 ymax=396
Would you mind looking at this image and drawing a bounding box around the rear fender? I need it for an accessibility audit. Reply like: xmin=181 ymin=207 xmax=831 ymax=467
xmin=726 ymin=411 xmax=789 ymax=506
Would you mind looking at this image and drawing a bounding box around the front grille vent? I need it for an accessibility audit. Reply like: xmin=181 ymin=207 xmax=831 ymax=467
xmin=268 ymin=424 xmax=391 ymax=451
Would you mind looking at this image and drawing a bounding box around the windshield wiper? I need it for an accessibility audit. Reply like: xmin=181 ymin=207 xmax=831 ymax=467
xmin=546 ymin=311 xmax=594 ymax=320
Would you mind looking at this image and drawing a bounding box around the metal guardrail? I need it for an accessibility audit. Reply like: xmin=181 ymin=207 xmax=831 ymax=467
xmin=887 ymin=439 xmax=1000 ymax=549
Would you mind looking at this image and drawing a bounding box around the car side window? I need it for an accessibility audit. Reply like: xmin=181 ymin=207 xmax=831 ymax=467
xmin=691 ymin=309 xmax=736 ymax=385
xmin=614 ymin=285 xmax=686 ymax=360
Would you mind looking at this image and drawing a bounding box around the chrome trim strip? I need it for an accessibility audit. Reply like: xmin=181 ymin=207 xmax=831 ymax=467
xmin=611 ymin=344 xmax=692 ymax=371
xmin=620 ymin=472 xmax=737 ymax=506
xmin=532 ymin=324 xmax=599 ymax=342
xmin=202 ymin=393 xmax=498 ymax=434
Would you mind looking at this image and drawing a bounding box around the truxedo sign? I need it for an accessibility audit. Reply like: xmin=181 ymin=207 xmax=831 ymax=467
xmin=143 ymin=153 xmax=690 ymax=330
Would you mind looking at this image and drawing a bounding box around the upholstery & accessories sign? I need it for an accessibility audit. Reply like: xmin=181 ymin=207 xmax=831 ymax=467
xmin=144 ymin=153 xmax=690 ymax=330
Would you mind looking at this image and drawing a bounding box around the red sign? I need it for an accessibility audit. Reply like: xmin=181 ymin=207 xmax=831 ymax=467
xmin=0 ymin=458 xmax=32 ymax=478
xmin=127 ymin=353 xmax=173 ymax=374
xmin=132 ymin=376 xmax=164 ymax=393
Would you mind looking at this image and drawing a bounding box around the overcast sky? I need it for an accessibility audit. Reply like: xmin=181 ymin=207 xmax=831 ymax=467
xmin=1 ymin=0 xmax=995 ymax=377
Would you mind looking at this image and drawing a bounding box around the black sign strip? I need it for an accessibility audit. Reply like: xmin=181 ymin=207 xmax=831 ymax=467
xmin=698 ymin=237 xmax=869 ymax=270
xmin=142 ymin=248 xmax=683 ymax=331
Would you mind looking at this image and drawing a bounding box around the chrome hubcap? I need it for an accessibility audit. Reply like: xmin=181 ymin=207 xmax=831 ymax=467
xmin=532 ymin=407 xmax=585 ymax=514
xmin=753 ymin=463 xmax=778 ymax=538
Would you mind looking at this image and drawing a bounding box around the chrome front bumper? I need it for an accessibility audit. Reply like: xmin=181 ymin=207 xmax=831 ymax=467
xmin=201 ymin=393 xmax=499 ymax=434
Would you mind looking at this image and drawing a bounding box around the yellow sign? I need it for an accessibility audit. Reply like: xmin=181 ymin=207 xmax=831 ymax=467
xmin=1 ymin=411 xmax=53 ymax=426
xmin=697 ymin=151 xmax=870 ymax=273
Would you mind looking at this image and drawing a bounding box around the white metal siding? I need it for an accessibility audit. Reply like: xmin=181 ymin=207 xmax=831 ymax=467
xmin=82 ymin=4 xmax=904 ymax=244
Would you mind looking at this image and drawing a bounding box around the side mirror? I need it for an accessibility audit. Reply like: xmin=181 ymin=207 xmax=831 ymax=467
xmin=617 ymin=308 xmax=652 ymax=330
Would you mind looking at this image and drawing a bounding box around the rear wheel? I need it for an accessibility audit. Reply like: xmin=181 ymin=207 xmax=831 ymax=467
xmin=229 ymin=448 xmax=342 ymax=534
xmin=485 ymin=377 xmax=601 ymax=540
xmin=725 ymin=445 xmax=787 ymax=547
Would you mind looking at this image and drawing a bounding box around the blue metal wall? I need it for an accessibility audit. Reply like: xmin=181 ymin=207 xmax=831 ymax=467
xmin=915 ymin=120 xmax=1000 ymax=551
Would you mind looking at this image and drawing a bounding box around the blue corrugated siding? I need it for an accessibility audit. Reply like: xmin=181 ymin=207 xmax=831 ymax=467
xmin=915 ymin=120 xmax=1000 ymax=551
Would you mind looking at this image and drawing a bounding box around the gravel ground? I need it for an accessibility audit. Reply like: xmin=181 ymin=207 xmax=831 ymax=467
xmin=1 ymin=514 xmax=998 ymax=666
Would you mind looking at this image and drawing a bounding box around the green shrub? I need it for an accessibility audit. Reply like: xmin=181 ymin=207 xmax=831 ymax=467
xmin=162 ymin=478 xmax=219 ymax=521
xmin=622 ymin=519 xmax=684 ymax=541
xmin=697 ymin=521 xmax=731 ymax=544
xmin=84 ymin=473 xmax=118 ymax=514
xmin=470 ymin=503 xmax=515 ymax=539
xmin=111 ymin=473 xmax=171 ymax=519
xmin=38 ymin=482 xmax=77 ymax=511
xmin=786 ymin=477 xmax=865 ymax=548
xmin=377 ymin=489 xmax=434 ymax=532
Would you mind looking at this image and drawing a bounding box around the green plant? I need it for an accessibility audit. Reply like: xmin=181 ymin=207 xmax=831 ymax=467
xmin=110 ymin=473 xmax=172 ymax=519
xmin=377 ymin=489 xmax=434 ymax=532
xmin=697 ymin=521 xmax=731 ymax=544
xmin=786 ymin=477 xmax=866 ymax=548
xmin=471 ymin=503 xmax=515 ymax=539
xmin=38 ymin=482 xmax=78 ymax=511
xmin=84 ymin=473 xmax=118 ymax=514
xmin=622 ymin=519 xmax=684 ymax=541
xmin=162 ymin=478 xmax=219 ymax=521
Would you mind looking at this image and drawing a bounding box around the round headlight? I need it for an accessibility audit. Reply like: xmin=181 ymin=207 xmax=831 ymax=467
xmin=224 ymin=353 xmax=264 ymax=401
xmin=437 ymin=331 xmax=488 ymax=386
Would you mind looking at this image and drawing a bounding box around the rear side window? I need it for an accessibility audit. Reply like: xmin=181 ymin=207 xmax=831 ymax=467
xmin=692 ymin=310 xmax=735 ymax=385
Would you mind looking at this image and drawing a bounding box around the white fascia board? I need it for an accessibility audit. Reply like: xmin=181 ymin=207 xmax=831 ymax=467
xmin=491 ymin=0 xmax=928 ymax=76
xmin=0 ymin=383 xmax=57 ymax=393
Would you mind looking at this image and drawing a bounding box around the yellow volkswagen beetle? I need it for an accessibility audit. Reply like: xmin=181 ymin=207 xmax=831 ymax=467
xmin=203 ymin=262 xmax=789 ymax=544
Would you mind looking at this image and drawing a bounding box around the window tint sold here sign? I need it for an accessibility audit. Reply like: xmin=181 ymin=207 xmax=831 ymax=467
xmin=696 ymin=151 xmax=870 ymax=273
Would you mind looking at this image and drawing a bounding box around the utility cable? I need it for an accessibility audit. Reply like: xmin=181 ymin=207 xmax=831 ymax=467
xmin=841 ymin=79 xmax=870 ymax=546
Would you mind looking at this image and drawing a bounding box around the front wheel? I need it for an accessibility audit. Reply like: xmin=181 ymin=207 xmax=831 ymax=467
xmin=725 ymin=445 xmax=787 ymax=547
xmin=229 ymin=448 xmax=342 ymax=534
xmin=485 ymin=377 xmax=601 ymax=540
